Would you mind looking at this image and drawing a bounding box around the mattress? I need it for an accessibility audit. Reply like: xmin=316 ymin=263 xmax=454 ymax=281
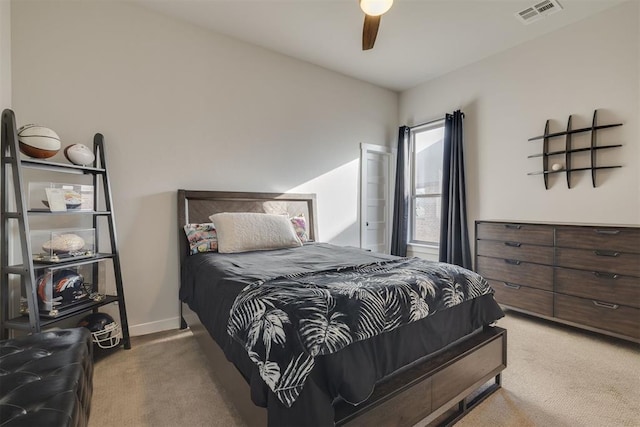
xmin=180 ymin=243 xmax=504 ymax=426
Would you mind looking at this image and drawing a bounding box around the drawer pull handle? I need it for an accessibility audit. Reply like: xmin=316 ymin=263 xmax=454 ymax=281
xmin=504 ymin=241 xmax=522 ymax=247
xmin=592 ymin=301 xmax=619 ymax=310
xmin=594 ymin=250 xmax=620 ymax=257
xmin=504 ymin=224 xmax=522 ymax=230
xmin=503 ymin=282 xmax=521 ymax=290
xmin=504 ymin=259 xmax=521 ymax=265
xmin=593 ymin=271 xmax=620 ymax=280
xmin=595 ymin=229 xmax=621 ymax=235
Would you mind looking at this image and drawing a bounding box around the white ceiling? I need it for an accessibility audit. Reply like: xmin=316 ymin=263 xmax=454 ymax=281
xmin=135 ymin=0 xmax=624 ymax=92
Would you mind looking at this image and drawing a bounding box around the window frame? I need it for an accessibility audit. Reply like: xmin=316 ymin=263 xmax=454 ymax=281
xmin=409 ymin=120 xmax=445 ymax=247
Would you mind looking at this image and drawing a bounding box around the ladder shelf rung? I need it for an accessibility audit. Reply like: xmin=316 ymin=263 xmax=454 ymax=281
xmin=8 ymin=253 xmax=116 ymax=271
xmin=3 ymin=265 xmax=29 ymax=275
xmin=27 ymin=210 xmax=112 ymax=216
xmin=4 ymin=295 xmax=120 ymax=329
xmin=20 ymin=159 xmax=106 ymax=174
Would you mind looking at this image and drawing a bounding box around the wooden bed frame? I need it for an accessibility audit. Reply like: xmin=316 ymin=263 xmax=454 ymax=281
xmin=177 ymin=189 xmax=507 ymax=426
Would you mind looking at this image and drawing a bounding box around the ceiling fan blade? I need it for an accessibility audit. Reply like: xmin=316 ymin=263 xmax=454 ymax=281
xmin=362 ymin=14 xmax=381 ymax=50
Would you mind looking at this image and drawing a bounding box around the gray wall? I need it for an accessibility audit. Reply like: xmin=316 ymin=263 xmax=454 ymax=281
xmin=8 ymin=0 xmax=639 ymax=335
xmin=0 ymin=0 xmax=9 ymax=109
xmin=10 ymin=0 xmax=398 ymax=334
xmin=402 ymin=1 xmax=639 ymax=263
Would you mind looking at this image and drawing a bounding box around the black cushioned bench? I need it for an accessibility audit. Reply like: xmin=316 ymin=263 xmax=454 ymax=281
xmin=0 ymin=328 xmax=94 ymax=427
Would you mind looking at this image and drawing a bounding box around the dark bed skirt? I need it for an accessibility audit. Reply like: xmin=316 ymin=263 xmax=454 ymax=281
xmin=182 ymin=294 xmax=506 ymax=427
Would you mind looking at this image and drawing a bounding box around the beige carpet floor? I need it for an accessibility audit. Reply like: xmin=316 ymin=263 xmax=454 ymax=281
xmin=89 ymin=312 xmax=640 ymax=426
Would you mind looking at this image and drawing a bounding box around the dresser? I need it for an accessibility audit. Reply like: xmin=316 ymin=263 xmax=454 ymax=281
xmin=475 ymin=221 xmax=640 ymax=342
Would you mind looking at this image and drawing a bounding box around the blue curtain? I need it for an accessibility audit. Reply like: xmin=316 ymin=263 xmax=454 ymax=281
xmin=439 ymin=111 xmax=471 ymax=269
xmin=390 ymin=126 xmax=410 ymax=256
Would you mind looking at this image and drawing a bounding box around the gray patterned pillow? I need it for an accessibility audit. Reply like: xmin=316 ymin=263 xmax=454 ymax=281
xmin=209 ymin=212 xmax=302 ymax=253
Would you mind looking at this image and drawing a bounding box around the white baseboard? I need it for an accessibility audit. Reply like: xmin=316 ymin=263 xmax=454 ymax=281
xmin=129 ymin=316 xmax=181 ymax=336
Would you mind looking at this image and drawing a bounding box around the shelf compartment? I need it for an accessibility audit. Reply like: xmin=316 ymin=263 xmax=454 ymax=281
xmin=30 ymin=228 xmax=96 ymax=264
xmin=28 ymin=181 xmax=95 ymax=212
xmin=33 ymin=264 xmax=97 ymax=314
xmin=4 ymin=295 xmax=120 ymax=330
xmin=527 ymin=110 xmax=623 ymax=188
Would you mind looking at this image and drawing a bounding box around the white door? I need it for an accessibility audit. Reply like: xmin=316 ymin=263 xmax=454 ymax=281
xmin=360 ymin=143 xmax=393 ymax=253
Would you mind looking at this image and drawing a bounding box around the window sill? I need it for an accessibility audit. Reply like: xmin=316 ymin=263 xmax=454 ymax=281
xmin=407 ymin=243 xmax=439 ymax=261
xmin=408 ymin=243 xmax=439 ymax=250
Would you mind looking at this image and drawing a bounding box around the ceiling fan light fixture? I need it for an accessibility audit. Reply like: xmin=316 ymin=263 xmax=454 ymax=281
xmin=360 ymin=0 xmax=393 ymax=17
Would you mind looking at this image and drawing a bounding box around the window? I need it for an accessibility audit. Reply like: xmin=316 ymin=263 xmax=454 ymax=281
xmin=409 ymin=121 xmax=445 ymax=246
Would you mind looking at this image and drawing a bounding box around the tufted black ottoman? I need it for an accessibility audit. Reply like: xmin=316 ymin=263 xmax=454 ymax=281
xmin=0 ymin=328 xmax=93 ymax=427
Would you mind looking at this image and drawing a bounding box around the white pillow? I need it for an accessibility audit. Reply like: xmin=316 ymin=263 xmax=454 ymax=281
xmin=209 ymin=212 xmax=302 ymax=253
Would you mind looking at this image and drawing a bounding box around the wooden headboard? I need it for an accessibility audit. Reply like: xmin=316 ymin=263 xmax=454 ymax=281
xmin=177 ymin=190 xmax=318 ymax=264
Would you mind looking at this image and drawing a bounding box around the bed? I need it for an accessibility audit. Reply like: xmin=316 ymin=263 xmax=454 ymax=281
xmin=177 ymin=190 xmax=506 ymax=427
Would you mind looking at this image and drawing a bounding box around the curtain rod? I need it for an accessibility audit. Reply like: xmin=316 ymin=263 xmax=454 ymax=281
xmin=409 ymin=117 xmax=444 ymax=129
xmin=408 ymin=111 xmax=465 ymax=130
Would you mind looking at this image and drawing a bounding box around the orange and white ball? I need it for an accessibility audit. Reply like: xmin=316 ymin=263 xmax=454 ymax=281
xmin=17 ymin=124 xmax=61 ymax=158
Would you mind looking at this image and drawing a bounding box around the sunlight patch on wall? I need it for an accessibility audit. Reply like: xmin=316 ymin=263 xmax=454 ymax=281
xmin=287 ymin=158 xmax=360 ymax=244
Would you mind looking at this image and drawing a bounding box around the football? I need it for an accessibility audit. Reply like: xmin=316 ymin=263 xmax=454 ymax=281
xmin=42 ymin=233 xmax=86 ymax=253
xmin=17 ymin=124 xmax=61 ymax=158
xmin=64 ymin=144 xmax=95 ymax=166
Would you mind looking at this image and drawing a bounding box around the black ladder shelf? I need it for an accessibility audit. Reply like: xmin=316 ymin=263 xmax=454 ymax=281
xmin=0 ymin=109 xmax=131 ymax=348
xmin=527 ymin=109 xmax=623 ymax=189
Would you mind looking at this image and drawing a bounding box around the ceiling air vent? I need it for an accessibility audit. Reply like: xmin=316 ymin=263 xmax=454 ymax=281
xmin=516 ymin=0 xmax=563 ymax=25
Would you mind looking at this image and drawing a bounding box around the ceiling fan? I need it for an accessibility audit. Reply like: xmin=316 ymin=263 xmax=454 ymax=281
xmin=360 ymin=0 xmax=394 ymax=50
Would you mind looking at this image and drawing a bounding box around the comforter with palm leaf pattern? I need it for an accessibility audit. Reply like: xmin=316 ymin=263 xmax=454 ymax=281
xmin=226 ymin=256 xmax=496 ymax=408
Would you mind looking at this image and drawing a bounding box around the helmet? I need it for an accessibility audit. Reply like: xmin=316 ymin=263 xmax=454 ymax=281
xmin=78 ymin=312 xmax=122 ymax=349
xmin=37 ymin=269 xmax=86 ymax=308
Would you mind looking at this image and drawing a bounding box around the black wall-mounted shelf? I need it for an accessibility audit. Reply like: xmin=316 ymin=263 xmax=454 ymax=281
xmin=527 ymin=110 xmax=623 ymax=189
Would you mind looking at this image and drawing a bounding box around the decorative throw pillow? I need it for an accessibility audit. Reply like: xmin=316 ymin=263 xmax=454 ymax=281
xmin=209 ymin=212 xmax=302 ymax=253
xmin=183 ymin=223 xmax=218 ymax=254
xmin=290 ymin=214 xmax=309 ymax=243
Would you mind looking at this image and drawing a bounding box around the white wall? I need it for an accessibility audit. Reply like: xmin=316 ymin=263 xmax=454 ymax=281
xmin=11 ymin=0 xmax=398 ymax=335
xmin=401 ymin=1 xmax=639 ymax=256
xmin=0 ymin=0 xmax=15 ymax=320
xmin=0 ymin=0 xmax=10 ymax=108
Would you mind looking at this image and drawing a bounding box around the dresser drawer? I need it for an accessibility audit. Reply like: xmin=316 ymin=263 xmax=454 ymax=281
xmin=477 ymin=240 xmax=553 ymax=265
xmin=555 ymin=226 xmax=640 ymax=253
xmin=476 ymin=222 xmax=553 ymax=246
xmin=555 ymin=267 xmax=640 ymax=309
xmin=476 ymin=256 xmax=553 ymax=291
xmin=555 ymin=247 xmax=640 ymax=277
xmin=487 ymin=279 xmax=553 ymax=316
xmin=554 ymin=294 xmax=640 ymax=340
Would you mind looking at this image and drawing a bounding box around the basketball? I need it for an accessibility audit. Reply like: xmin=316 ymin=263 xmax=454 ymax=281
xmin=64 ymin=144 xmax=95 ymax=166
xmin=17 ymin=124 xmax=61 ymax=158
